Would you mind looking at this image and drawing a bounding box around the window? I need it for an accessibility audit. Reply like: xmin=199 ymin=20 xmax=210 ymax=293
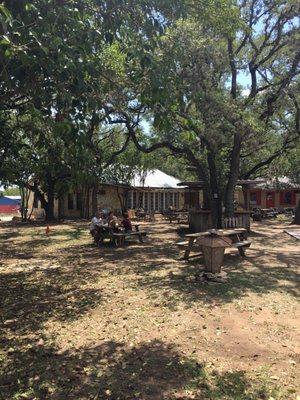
xmin=150 ymin=192 xmax=154 ymax=210
xmin=249 ymin=190 xmax=261 ymax=206
xmin=76 ymin=193 xmax=82 ymax=211
xmin=126 ymin=191 xmax=132 ymax=209
xmin=68 ymin=193 xmax=74 ymax=210
xmin=155 ymin=192 xmax=159 ymax=211
xmin=160 ymin=192 xmax=164 ymax=210
xmin=144 ymin=192 xmax=148 ymax=211
xmin=283 ymin=191 xmax=292 ymax=204
xmin=174 ymin=193 xmax=179 ymax=209
xmin=138 ymin=192 xmax=143 ymax=208
xmin=132 ymin=192 xmax=137 ymax=208
xmin=250 ymin=192 xmax=257 ymax=204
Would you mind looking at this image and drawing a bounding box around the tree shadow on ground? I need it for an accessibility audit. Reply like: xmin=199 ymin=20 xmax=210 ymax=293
xmin=0 ymin=339 xmax=284 ymax=400
xmin=0 ymin=266 xmax=104 ymax=335
xmin=276 ymin=252 xmax=300 ymax=268
xmin=53 ymin=237 xmax=300 ymax=308
xmin=129 ymin=248 xmax=299 ymax=307
xmin=0 ymin=226 xmax=88 ymax=261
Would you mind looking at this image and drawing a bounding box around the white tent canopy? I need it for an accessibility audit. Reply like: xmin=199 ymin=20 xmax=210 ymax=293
xmin=131 ymin=169 xmax=181 ymax=189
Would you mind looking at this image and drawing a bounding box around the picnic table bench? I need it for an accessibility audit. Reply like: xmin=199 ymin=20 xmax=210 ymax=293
xmin=177 ymin=228 xmax=251 ymax=260
xmin=95 ymin=224 xmax=147 ymax=247
xmin=168 ymin=211 xmax=189 ymax=224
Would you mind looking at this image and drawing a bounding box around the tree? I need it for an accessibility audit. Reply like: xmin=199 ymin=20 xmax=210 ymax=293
xmin=0 ymin=1 xmax=132 ymax=219
xmin=111 ymin=0 xmax=300 ymax=227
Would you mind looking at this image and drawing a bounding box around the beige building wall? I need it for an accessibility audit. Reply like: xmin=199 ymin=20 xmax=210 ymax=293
xmin=96 ymin=186 xmax=123 ymax=212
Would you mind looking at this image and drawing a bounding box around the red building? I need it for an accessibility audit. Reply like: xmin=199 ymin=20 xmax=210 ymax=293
xmin=242 ymin=177 xmax=299 ymax=210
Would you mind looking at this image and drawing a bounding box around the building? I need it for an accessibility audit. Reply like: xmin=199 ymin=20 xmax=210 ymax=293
xmin=28 ymin=170 xmax=201 ymax=219
xmin=125 ymin=169 xmax=200 ymax=211
xmin=237 ymin=177 xmax=300 ymax=209
xmin=0 ymin=196 xmax=21 ymax=214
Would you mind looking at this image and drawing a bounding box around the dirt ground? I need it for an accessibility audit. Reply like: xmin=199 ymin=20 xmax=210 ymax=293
xmin=0 ymin=217 xmax=299 ymax=400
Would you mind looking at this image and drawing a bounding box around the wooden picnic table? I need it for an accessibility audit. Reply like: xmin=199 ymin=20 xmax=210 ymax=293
xmin=95 ymin=224 xmax=147 ymax=247
xmin=168 ymin=211 xmax=189 ymax=224
xmin=178 ymin=228 xmax=250 ymax=260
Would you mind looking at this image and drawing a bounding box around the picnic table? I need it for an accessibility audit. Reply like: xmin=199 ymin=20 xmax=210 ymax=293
xmin=168 ymin=211 xmax=189 ymax=224
xmin=177 ymin=228 xmax=251 ymax=260
xmin=261 ymin=208 xmax=278 ymax=218
xmin=95 ymin=224 xmax=147 ymax=247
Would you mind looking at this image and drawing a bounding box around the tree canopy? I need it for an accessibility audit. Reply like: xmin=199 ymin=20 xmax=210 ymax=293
xmin=0 ymin=0 xmax=299 ymax=223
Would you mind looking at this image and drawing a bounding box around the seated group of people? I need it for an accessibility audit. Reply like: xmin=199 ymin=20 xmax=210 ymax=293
xmin=90 ymin=210 xmax=132 ymax=243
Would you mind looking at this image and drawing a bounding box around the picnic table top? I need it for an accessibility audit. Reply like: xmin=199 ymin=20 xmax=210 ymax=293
xmin=284 ymin=230 xmax=300 ymax=240
xmin=185 ymin=228 xmax=246 ymax=238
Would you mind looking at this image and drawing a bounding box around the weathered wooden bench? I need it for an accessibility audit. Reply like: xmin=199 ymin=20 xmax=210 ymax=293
xmin=112 ymin=230 xmax=147 ymax=246
xmin=177 ymin=229 xmax=251 ymax=260
xmin=233 ymin=240 xmax=251 ymax=256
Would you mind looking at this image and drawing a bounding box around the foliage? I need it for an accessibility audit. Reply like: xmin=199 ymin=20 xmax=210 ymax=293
xmin=0 ymin=186 xmax=19 ymax=196
xmin=119 ymin=0 xmax=300 ymax=223
xmin=0 ymin=0 xmax=299 ymax=222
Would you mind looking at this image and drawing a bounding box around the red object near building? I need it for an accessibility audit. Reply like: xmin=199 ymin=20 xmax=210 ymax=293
xmin=0 ymin=196 xmax=21 ymax=214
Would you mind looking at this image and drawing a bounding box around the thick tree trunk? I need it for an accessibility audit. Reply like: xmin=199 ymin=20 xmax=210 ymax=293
xmin=206 ymin=149 xmax=223 ymax=228
xmin=44 ymin=180 xmax=55 ymax=221
xmin=202 ymin=187 xmax=211 ymax=209
xmin=117 ymin=187 xmax=128 ymax=213
xmin=19 ymin=185 xmax=29 ymax=221
xmin=293 ymin=199 xmax=300 ymax=224
xmin=224 ymin=132 xmax=242 ymax=217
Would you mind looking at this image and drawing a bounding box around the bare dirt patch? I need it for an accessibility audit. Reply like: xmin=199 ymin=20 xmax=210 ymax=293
xmin=0 ymin=218 xmax=299 ymax=399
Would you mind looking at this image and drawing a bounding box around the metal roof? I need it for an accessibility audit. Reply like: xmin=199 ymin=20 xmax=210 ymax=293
xmin=131 ymin=170 xmax=183 ymax=189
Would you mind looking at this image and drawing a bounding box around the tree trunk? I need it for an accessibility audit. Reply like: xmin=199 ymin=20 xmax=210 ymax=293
xmin=293 ymin=199 xmax=300 ymax=224
xmin=224 ymin=132 xmax=242 ymax=217
xmin=117 ymin=186 xmax=127 ymax=213
xmin=202 ymin=186 xmax=211 ymax=209
xmin=44 ymin=180 xmax=55 ymax=221
xmin=206 ymin=149 xmax=223 ymax=228
xmin=19 ymin=186 xmax=29 ymax=221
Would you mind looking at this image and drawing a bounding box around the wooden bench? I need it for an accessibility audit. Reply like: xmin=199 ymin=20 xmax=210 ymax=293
xmin=177 ymin=240 xmax=203 ymax=259
xmin=112 ymin=230 xmax=147 ymax=246
xmin=233 ymin=240 xmax=251 ymax=256
xmin=177 ymin=229 xmax=250 ymax=260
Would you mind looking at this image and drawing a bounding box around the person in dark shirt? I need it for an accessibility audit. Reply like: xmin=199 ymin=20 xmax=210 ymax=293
xmin=121 ymin=212 xmax=132 ymax=233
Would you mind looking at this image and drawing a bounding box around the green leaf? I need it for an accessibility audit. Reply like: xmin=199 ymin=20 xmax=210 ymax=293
xmin=4 ymin=48 xmax=11 ymax=57
xmin=0 ymin=35 xmax=10 ymax=45
xmin=0 ymin=5 xmax=11 ymax=21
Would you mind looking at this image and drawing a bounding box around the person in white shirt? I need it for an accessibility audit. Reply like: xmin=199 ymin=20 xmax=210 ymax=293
xmin=90 ymin=211 xmax=104 ymax=243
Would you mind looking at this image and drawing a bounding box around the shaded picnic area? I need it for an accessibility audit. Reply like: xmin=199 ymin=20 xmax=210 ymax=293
xmin=0 ymin=217 xmax=299 ymax=399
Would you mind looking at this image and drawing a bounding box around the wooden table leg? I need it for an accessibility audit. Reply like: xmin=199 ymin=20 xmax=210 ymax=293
xmin=184 ymin=238 xmax=195 ymax=260
xmin=238 ymin=247 xmax=246 ymax=256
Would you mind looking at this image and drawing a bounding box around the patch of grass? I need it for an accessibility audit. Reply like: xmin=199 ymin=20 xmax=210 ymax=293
xmin=183 ymin=363 xmax=293 ymax=400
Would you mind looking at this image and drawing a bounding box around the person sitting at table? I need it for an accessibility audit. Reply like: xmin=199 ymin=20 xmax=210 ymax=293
xmin=121 ymin=212 xmax=132 ymax=233
xmin=90 ymin=211 xmax=104 ymax=243
xmin=107 ymin=211 xmax=119 ymax=231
